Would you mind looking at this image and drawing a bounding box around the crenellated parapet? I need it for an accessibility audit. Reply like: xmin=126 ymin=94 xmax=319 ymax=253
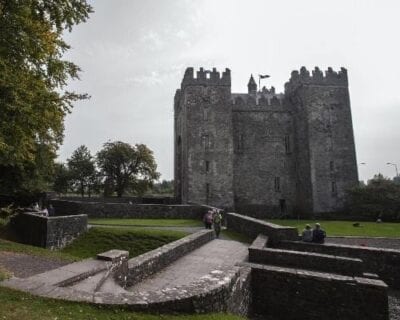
xmin=181 ymin=67 xmax=231 ymax=89
xmin=174 ymin=89 xmax=181 ymax=113
xmin=232 ymin=93 xmax=284 ymax=109
xmin=284 ymin=66 xmax=348 ymax=93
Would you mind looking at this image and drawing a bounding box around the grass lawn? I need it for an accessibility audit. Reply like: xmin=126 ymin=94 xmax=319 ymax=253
xmin=0 ymin=238 xmax=78 ymax=262
xmin=0 ymin=221 xmax=187 ymax=260
xmin=61 ymin=227 xmax=188 ymax=259
xmin=0 ymin=286 xmax=244 ymax=320
xmin=89 ymin=218 xmax=203 ymax=227
xmin=267 ymin=219 xmax=400 ymax=238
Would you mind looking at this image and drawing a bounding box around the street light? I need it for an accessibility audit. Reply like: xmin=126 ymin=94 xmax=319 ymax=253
xmin=386 ymin=162 xmax=399 ymax=177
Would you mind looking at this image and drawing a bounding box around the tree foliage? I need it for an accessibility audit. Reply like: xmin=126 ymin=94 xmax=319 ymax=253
xmin=97 ymin=141 xmax=160 ymax=197
xmin=67 ymin=145 xmax=96 ymax=197
xmin=52 ymin=162 xmax=71 ymax=194
xmin=0 ymin=0 xmax=93 ymax=194
xmin=346 ymin=174 xmax=400 ymax=221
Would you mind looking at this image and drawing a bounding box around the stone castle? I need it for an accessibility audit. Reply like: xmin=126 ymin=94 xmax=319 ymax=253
xmin=174 ymin=67 xmax=358 ymax=216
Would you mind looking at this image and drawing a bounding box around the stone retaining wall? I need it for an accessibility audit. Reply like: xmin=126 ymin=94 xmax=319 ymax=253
xmin=50 ymin=199 xmax=206 ymax=219
xmin=226 ymin=212 xmax=299 ymax=244
xmin=248 ymin=235 xmax=364 ymax=276
xmin=125 ymin=230 xmax=215 ymax=287
xmin=249 ymin=262 xmax=388 ymax=320
xmin=9 ymin=212 xmax=87 ymax=249
xmin=277 ymin=240 xmax=400 ymax=289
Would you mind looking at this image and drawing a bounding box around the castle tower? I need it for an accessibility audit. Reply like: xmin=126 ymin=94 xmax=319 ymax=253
xmin=285 ymin=66 xmax=358 ymax=214
xmin=174 ymin=67 xmax=234 ymax=208
xmin=247 ymin=74 xmax=257 ymax=94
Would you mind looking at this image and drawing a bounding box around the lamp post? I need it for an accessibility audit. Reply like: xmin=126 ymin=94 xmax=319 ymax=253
xmin=386 ymin=162 xmax=399 ymax=177
xmin=358 ymin=163 xmax=367 ymax=186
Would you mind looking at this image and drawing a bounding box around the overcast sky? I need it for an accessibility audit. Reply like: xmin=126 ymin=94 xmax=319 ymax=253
xmin=61 ymin=0 xmax=400 ymax=182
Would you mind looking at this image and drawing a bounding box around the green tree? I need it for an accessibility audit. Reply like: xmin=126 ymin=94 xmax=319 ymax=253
xmin=97 ymin=141 xmax=160 ymax=197
xmin=346 ymin=173 xmax=400 ymax=220
xmin=52 ymin=162 xmax=71 ymax=194
xmin=0 ymin=0 xmax=93 ymax=194
xmin=67 ymin=145 xmax=96 ymax=197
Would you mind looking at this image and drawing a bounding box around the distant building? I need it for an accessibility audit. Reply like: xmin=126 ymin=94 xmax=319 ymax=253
xmin=174 ymin=67 xmax=358 ymax=217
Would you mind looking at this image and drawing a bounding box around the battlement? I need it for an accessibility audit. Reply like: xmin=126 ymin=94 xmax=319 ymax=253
xmin=232 ymin=93 xmax=285 ymax=109
xmin=285 ymin=66 xmax=348 ymax=93
xmin=181 ymin=67 xmax=231 ymax=89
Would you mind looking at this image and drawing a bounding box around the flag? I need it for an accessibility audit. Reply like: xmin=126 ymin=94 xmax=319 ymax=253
xmin=259 ymin=74 xmax=270 ymax=79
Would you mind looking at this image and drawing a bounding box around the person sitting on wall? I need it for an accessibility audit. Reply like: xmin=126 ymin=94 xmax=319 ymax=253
xmin=48 ymin=204 xmax=55 ymax=217
xmin=312 ymin=223 xmax=326 ymax=244
xmin=301 ymin=224 xmax=313 ymax=242
xmin=42 ymin=207 xmax=49 ymax=217
xmin=213 ymin=210 xmax=223 ymax=238
xmin=203 ymin=210 xmax=213 ymax=229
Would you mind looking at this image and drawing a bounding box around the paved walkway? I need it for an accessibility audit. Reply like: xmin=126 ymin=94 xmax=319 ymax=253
xmin=129 ymin=239 xmax=248 ymax=292
xmin=0 ymin=251 xmax=69 ymax=278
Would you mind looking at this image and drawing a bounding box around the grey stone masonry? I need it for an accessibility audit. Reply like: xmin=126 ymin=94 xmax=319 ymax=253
xmin=125 ymin=229 xmax=215 ymax=287
xmin=248 ymin=235 xmax=364 ymax=276
xmin=51 ymin=199 xmax=206 ymax=219
xmin=249 ymin=262 xmax=388 ymax=320
xmin=276 ymin=240 xmax=400 ymax=289
xmin=9 ymin=212 xmax=87 ymax=249
xmin=226 ymin=212 xmax=299 ymax=244
xmin=174 ymin=66 xmax=359 ymax=217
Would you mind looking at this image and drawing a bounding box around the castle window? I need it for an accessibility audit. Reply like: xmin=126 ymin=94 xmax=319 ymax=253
xmin=202 ymin=135 xmax=209 ymax=151
xmin=331 ymin=181 xmax=337 ymax=193
xmin=274 ymin=177 xmax=281 ymax=192
xmin=203 ymin=108 xmax=208 ymax=121
xmin=206 ymin=183 xmax=210 ymax=203
xmin=205 ymin=160 xmax=210 ymax=173
xmin=330 ymin=161 xmax=334 ymax=171
xmin=284 ymin=135 xmax=291 ymax=154
xmin=238 ymin=134 xmax=244 ymax=151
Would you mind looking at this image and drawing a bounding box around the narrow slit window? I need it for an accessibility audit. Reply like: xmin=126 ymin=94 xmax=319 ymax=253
xmin=284 ymin=135 xmax=291 ymax=154
xmin=274 ymin=177 xmax=281 ymax=192
xmin=331 ymin=181 xmax=337 ymax=193
xmin=203 ymin=108 xmax=208 ymax=121
xmin=330 ymin=161 xmax=334 ymax=171
xmin=205 ymin=160 xmax=210 ymax=173
xmin=202 ymin=135 xmax=209 ymax=151
xmin=238 ymin=134 xmax=244 ymax=151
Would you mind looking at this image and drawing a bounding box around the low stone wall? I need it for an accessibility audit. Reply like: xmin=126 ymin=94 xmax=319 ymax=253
xmin=277 ymin=240 xmax=400 ymax=289
xmin=125 ymin=230 xmax=215 ymax=287
xmin=226 ymin=212 xmax=299 ymax=244
xmin=58 ymin=196 xmax=177 ymax=205
xmin=249 ymin=262 xmax=388 ymax=320
xmin=10 ymin=212 xmax=87 ymax=249
xmin=248 ymin=235 xmax=364 ymax=276
xmin=50 ymin=199 xmax=206 ymax=219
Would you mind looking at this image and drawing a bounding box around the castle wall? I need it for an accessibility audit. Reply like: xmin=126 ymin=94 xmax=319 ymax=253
xmin=232 ymin=98 xmax=296 ymax=216
xmin=286 ymin=67 xmax=358 ymax=213
xmin=175 ymin=66 xmax=359 ymax=216
xmin=176 ymin=68 xmax=234 ymax=208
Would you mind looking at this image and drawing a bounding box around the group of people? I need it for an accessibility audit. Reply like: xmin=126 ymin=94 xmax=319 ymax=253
xmin=31 ymin=202 xmax=55 ymax=217
xmin=301 ymin=223 xmax=326 ymax=243
xmin=203 ymin=209 xmax=223 ymax=238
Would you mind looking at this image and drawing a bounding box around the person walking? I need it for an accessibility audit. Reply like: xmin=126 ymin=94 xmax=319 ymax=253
xmin=203 ymin=210 xmax=213 ymax=229
xmin=213 ymin=210 xmax=223 ymax=238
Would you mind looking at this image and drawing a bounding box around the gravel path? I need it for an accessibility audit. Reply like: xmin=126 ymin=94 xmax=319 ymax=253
xmin=0 ymin=251 xmax=69 ymax=278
